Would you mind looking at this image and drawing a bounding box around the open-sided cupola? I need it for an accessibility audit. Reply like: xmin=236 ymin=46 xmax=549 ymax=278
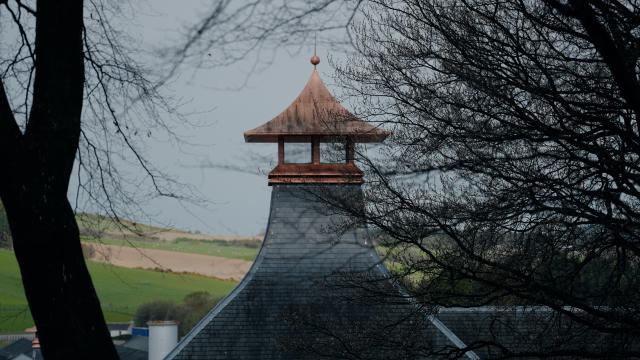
xmin=244 ymin=55 xmax=390 ymax=185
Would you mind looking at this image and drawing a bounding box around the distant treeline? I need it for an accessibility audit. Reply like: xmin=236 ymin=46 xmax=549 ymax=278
xmin=134 ymin=291 xmax=220 ymax=336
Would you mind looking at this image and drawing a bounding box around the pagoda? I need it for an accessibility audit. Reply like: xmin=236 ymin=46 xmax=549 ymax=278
xmin=243 ymin=54 xmax=387 ymax=185
xmin=167 ymin=56 xmax=476 ymax=360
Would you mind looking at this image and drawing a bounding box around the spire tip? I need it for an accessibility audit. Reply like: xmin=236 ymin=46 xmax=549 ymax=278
xmin=311 ymin=33 xmax=320 ymax=67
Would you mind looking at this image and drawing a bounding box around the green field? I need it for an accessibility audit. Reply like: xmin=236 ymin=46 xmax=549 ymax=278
xmin=82 ymin=236 xmax=260 ymax=261
xmin=0 ymin=249 xmax=237 ymax=333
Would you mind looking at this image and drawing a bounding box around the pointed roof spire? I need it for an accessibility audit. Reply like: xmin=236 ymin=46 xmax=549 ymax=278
xmin=244 ymin=56 xmax=389 ymax=143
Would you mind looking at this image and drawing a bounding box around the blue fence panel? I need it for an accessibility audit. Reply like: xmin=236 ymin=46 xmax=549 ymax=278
xmin=131 ymin=327 xmax=149 ymax=337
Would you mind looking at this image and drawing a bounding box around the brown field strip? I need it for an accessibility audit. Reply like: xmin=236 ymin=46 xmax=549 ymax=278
xmin=86 ymin=243 xmax=252 ymax=281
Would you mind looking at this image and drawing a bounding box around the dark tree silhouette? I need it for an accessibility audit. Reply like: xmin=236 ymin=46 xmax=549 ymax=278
xmin=329 ymin=0 xmax=640 ymax=358
xmin=6 ymin=0 xmax=636 ymax=357
xmin=0 ymin=0 xmax=185 ymax=357
xmin=0 ymin=1 xmax=119 ymax=358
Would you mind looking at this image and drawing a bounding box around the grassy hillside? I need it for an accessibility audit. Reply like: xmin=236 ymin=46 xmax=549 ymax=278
xmin=76 ymin=212 xmax=262 ymax=242
xmin=76 ymin=212 xmax=170 ymax=235
xmin=0 ymin=249 xmax=237 ymax=333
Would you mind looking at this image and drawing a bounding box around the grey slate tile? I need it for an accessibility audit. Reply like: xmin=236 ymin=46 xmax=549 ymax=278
xmin=167 ymin=185 xmax=456 ymax=360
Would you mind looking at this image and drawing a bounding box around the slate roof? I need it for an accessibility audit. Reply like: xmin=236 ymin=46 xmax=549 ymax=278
xmin=0 ymin=339 xmax=31 ymax=359
xmin=107 ymin=323 xmax=131 ymax=332
xmin=121 ymin=336 xmax=148 ymax=352
xmin=244 ymin=71 xmax=389 ymax=143
xmin=116 ymin=345 xmax=147 ymax=360
xmin=0 ymin=349 xmax=11 ymax=360
xmin=437 ymin=307 xmax=636 ymax=358
xmin=168 ymin=185 xmax=470 ymax=360
xmin=167 ymin=184 xmax=634 ymax=359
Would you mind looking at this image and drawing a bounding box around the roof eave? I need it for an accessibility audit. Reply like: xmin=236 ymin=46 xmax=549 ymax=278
xmin=244 ymin=131 xmax=390 ymax=143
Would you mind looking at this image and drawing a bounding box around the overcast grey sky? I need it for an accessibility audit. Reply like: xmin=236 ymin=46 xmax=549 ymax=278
xmin=119 ymin=1 xmax=346 ymax=236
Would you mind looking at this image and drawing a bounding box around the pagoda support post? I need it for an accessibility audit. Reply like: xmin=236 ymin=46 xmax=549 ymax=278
xmin=346 ymin=138 xmax=355 ymax=164
xmin=312 ymin=137 xmax=320 ymax=164
xmin=278 ymin=137 xmax=285 ymax=164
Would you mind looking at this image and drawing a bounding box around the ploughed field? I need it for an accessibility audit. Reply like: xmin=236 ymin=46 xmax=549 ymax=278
xmin=85 ymin=243 xmax=252 ymax=281
xmin=77 ymin=214 xmax=261 ymax=276
xmin=82 ymin=236 xmax=260 ymax=262
xmin=0 ymin=249 xmax=238 ymax=333
xmin=78 ymin=228 xmax=259 ymax=281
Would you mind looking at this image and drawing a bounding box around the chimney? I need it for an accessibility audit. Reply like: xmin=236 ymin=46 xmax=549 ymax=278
xmin=147 ymin=320 xmax=178 ymax=360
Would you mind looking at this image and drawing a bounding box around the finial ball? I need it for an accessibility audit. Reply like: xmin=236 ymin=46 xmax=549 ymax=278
xmin=310 ymin=55 xmax=320 ymax=66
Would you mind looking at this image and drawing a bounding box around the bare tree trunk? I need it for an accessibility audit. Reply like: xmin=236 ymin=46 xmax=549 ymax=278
xmin=0 ymin=0 xmax=118 ymax=358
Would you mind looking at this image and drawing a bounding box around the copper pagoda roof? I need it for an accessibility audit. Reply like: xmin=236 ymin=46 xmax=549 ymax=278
xmin=244 ymin=69 xmax=389 ymax=143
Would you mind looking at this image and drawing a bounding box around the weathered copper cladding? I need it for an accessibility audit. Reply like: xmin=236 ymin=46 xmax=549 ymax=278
xmin=244 ymin=70 xmax=389 ymax=143
xmin=268 ymin=163 xmax=364 ymax=185
xmin=244 ymin=62 xmax=389 ymax=185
